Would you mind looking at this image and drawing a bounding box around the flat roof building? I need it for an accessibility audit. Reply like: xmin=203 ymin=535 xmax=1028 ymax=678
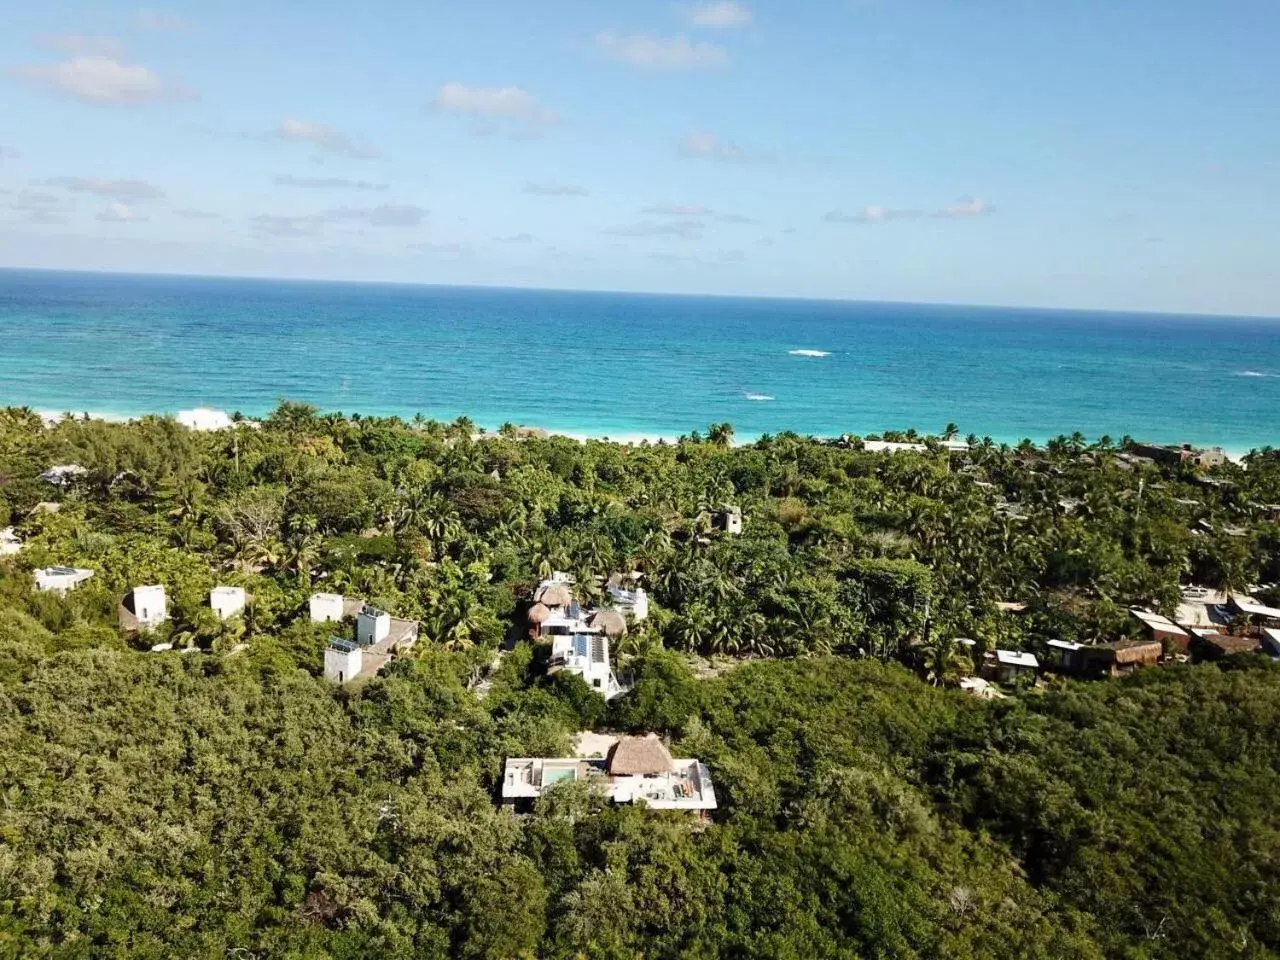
xmin=34 ymin=566 xmax=94 ymax=594
xmin=210 ymin=586 xmax=247 ymax=621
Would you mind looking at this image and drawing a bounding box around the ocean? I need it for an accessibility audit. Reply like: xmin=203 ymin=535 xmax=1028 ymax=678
xmin=1 ymin=268 xmax=1277 ymax=451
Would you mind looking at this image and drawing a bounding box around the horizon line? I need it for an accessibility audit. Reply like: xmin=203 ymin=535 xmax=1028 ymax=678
xmin=2 ymin=264 xmax=1277 ymax=324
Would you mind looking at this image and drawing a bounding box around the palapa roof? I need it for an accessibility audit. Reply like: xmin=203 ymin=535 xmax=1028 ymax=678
xmin=527 ymin=601 xmax=551 ymax=624
xmin=1106 ymin=639 xmax=1163 ymax=665
xmin=589 ymin=609 xmax=628 ymax=637
xmin=606 ymin=735 xmax=674 ymax=776
xmin=535 ymin=583 xmax=573 ymax=608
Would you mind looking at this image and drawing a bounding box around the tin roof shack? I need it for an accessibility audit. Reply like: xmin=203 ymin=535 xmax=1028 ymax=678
xmin=1261 ymin=627 xmax=1280 ymax=660
xmin=1191 ymin=629 xmax=1262 ymax=663
xmin=1229 ymin=596 xmax=1280 ymax=627
xmin=1044 ymin=639 xmax=1084 ymax=675
xmin=501 ymin=734 xmax=717 ymax=819
xmin=1130 ymin=608 xmax=1191 ymax=653
xmin=1077 ymin=639 xmax=1163 ymax=679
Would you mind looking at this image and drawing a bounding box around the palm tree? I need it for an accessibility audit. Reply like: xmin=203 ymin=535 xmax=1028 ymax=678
xmin=708 ymin=422 xmax=735 ymax=448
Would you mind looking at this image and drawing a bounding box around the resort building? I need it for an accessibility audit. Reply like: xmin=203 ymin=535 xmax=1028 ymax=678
xmin=324 ymin=638 xmax=363 ymax=685
xmin=527 ymin=575 xmax=631 ymax=699
xmin=1129 ymin=442 xmax=1227 ymax=470
xmin=548 ymin=631 xmax=629 ymax=699
xmin=309 ymin=592 xmax=346 ymax=623
xmin=210 ymin=586 xmax=247 ymax=620
xmin=0 ymin=527 xmax=21 ymax=557
xmin=34 ymin=566 xmax=95 ymax=593
xmin=357 ymin=605 xmax=391 ymax=645
xmin=321 ymin=597 xmax=419 ymax=685
xmin=501 ymin=735 xmax=717 ymax=817
xmin=606 ymin=573 xmax=650 ymax=622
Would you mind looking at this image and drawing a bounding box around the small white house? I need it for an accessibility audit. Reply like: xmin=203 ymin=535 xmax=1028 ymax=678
xmin=34 ymin=566 xmax=94 ymax=593
xmin=210 ymin=586 xmax=247 ymax=620
xmin=177 ymin=407 xmax=233 ymax=431
xmin=310 ymin=592 xmax=345 ymax=623
xmin=0 ymin=527 xmax=21 ymax=557
xmin=133 ymin=585 xmax=168 ymax=628
xmin=324 ymin=638 xmax=363 ymax=684
xmin=715 ymin=506 xmax=743 ymax=535
xmin=357 ymin=605 xmax=391 ymax=646
xmin=995 ymin=649 xmax=1040 ymax=683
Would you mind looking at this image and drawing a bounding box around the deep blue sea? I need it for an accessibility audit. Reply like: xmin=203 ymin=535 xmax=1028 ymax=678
xmin=1 ymin=268 xmax=1278 ymax=451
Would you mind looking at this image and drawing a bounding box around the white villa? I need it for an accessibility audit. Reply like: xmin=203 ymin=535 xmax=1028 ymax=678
xmin=210 ymin=586 xmax=247 ymax=620
xmin=320 ymin=597 xmax=420 ymax=685
xmin=607 ymin=573 xmax=650 ymax=622
xmin=528 ymin=574 xmax=632 ymax=699
xmin=132 ymin=585 xmax=168 ymax=629
xmin=0 ymin=527 xmax=21 ymax=557
xmin=309 ymin=592 xmax=346 ymax=623
xmin=502 ymin=735 xmax=717 ymax=817
xmin=34 ymin=566 xmax=94 ymax=593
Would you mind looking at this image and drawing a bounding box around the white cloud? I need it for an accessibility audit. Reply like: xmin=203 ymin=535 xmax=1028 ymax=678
xmin=10 ymin=55 xmax=179 ymax=105
xmin=46 ymin=177 xmax=165 ymax=201
xmin=272 ymin=119 xmax=382 ymax=160
xmin=137 ymin=9 xmax=191 ymax=30
xmin=411 ymin=241 xmax=473 ymax=256
xmin=824 ymin=205 xmax=918 ymax=224
xmin=431 ymin=82 xmax=557 ymax=125
xmin=680 ymin=131 xmax=745 ymax=160
xmin=328 ymin=204 xmax=426 ymax=227
xmin=605 ymin=220 xmax=705 ymax=240
xmin=523 ymin=181 xmax=589 ymax=197
xmin=274 ymin=174 xmax=388 ymax=191
xmin=251 ymin=214 xmax=325 ymax=239
xmin=34 ymin=35 xmax=129 ymax=58
xmin=595 ymin=30 xmax=729 ymax=70
xmin=936 ymin=196 xmax=994 ymax=218
xmin=686 ymin=1 xmax=754 ymax=28
xmin=97 ymin=202 xmax=142 ymax=222
xmin=642 ymin=202 xmax=713 ymax=216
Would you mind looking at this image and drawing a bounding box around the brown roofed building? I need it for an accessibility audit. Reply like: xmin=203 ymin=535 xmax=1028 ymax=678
xmin=1192 ymin=631 xmax=1262 ymax=662
xmin=1078 ymin=639 xmax=1163 ymax=678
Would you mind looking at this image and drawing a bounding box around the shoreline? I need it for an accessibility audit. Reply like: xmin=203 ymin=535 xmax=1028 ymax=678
xmin=24 ymin=406 xmax=1265 ymax=461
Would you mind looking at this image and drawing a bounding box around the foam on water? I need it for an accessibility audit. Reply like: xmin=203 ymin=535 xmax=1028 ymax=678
xmin=744 ymin=393 xmax=775 ymax=401
xmin=788 ymin=349 xmax=831 ymax=357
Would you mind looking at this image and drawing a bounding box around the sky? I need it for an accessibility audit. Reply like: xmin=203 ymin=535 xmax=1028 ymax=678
xmin=0 ymin=0 xmax=1277 ymax=316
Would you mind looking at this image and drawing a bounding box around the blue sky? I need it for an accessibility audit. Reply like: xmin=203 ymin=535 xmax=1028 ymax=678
xmin=0 ymin=0 xmax=1277 ymax=315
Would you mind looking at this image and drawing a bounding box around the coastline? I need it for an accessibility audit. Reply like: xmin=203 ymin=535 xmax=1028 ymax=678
xmin=25 ymin=406 xmax=1263 ymax=460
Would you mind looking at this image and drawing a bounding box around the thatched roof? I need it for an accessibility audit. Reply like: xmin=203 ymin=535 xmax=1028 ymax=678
xmin=527 ymin=602 xmax=551 ymax=625
xmin=1107 ymin=639 xmax=1162 ymax=665
xmin=589 ymin=609 xmax=627 ymax=637
xmin=606 ymin=735 xmax=674 ymax=776
xmin=536 ymin=583 xmax=573 ymax=608
xmin=1203 ymin=633 xmax=1261 ymax=656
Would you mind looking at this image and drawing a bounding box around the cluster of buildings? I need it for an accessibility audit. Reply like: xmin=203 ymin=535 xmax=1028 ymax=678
xmin=968 ymin=587 xmax=1280 ymax=693
xmin=526 ymin=572 xmax=644 ymax=700
xmin=502 ymin=733 xmax=717 ymax=818
xmin=314 ymin=592 xmax=420 ymax=685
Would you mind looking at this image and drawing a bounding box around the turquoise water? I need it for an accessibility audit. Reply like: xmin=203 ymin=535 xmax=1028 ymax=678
xmin=1 ymin=268 xmax=1278 ymax=450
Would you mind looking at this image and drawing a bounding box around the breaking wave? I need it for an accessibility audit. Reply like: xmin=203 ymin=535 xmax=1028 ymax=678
xmin=1236 ymin=370 xmax=1277 ymax=378
xmin=789 ymin=349 xmax=830 ymax=357
xmin=744 ymin=393 xmax=775 ymax=401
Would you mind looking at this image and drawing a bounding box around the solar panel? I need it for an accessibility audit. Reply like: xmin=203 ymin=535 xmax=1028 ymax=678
xmin=329 ymin=638 xmax=358 ymax=653
xmin=573 ymin=634 xmax=589 ymax=657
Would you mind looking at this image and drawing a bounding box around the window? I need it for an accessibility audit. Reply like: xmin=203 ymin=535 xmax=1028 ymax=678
xmin=593 ymin=679 xmax=602 ymax=688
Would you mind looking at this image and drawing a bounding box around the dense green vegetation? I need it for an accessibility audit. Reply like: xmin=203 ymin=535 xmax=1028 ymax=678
xmin=1 ymin=405 xmax=1278 ymax=958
